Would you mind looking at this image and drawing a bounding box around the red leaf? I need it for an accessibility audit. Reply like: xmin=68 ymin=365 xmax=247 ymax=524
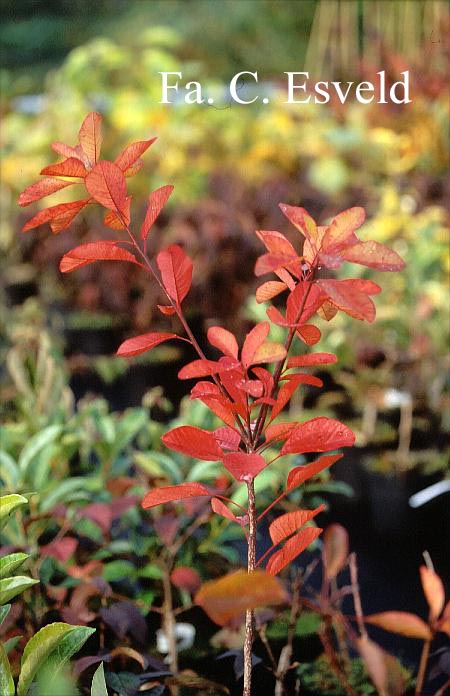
xmin=18 ymin=177 xmax=75 ymax=206
xmin=103 ymin=196 xmax=131 ymax=230
xmin=265 ymin=421 xmax=299 ymax=443
xmin=252 ymin=367 xmax=274 ymax=396
xmin=287 ymin=352 xmax=337 ymax=368
xmin=256 ymin=280 xmax=288 ymax=304
xmin=296 ymin=324 xmax=321 ymax=345
xmin=269 ymin=505 xmax=324 ymax=545
xmin=52 ymin=141 xmax=85 ymax=161
xmin=60 ymin=241 xmax=139 ymax=273
xmin=140 ymin=185 xmax=173 ymax=240
xmin=156 ymin=244 xmax=193 ymax=305
xmin=142 ymin=482 xmax=211 ymax=509
xmin=171 ymin=566 xmax=201 ymax=594
xmin=254 ymin=253 xmax=300 ymax=277
xmin=241 ymin=322 xmax=270 ymax=369
xmin=420 ymin=566 xmax=445 ymax=621
xmin=222 ymin=452 xmax=267 ymax=481
xmin=356 ymin=635 xmax=406 ymax=696
xmin=211 ymin=497 xmax=239 ymax=524
xmin=339 ymin=278 xmax=381 ymax=295
xmin=22 ymin=198 xmax=91 ymax=234
xmin=340 ymin=240 xmax=405 ymax=271
xmin=40 ymin=537 xmax=78 ymax=563
xmin=365 ymin=612 xmax=432 ymax=640
xmin=214 ymin=427 xmax=240 ymax=450
xmin=286 ymin=282 xmax=324 ymax=325
xmin=266 ymin=526 xmax=322 ymax=575
xmin=270 ymin=374 xmax=322 ymax=421
xmin=40 ymin=157 xmax=88 ymax=178
xmin=207 ymin=326 xmax=239 ymax=359
xmin=157 ymin=304 xmax=176 ymax=315
xmin=115 ymin=137 xmax=157 ymax=173
xmin=179 ymin=358 xmax=239 ymax=380
xmin=256 ymin=230 xmax=298 ymax=256
xmin=286 ymin=454 xmax=343 ymax=491
xmin=78 ymin=112 xmax=103 ymax=166
xmin=282 ymin=417 xmax=355 ymax=455
xmin=266 ymin=305 xmax=289 ymax=327
xmin=279 ymin=203 xmax=318 ymax=241
xmin=162 ymin=426 xmax=223 ymax=461
xmin=251 ymin=342 xmax=287 ymax=366
xmin=323 ymin=524 xmax=349 ymax=579
xmin=317 ymin=279 xmax=376 ymax=322
xmin=85 ymin=160 xmax=128 ymax=218
xmin=116 ymin=332 xmax=178 ymax=357
xmin=322 ymin=207 xmax=365 ymax=251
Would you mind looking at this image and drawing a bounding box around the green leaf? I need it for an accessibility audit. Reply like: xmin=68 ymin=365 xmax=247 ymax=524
xmin=106 ymin=671 xmax=140 ymax=695
xmin=91 ymin=662 xmax=108 ymax=696
xmin=0 ymin=576 xmax=39 ymax=605
xmin=39 ymin=477 xmax=89 ymax=513
xmin=102 ymin=560 xmax=136 ymax=582
xmin=17 ymin=622 xmax=95 ymax=696
xmin=0 ymin=553 xmax=30 ymax=579
xmin=0 ymin=494 xmax=28 ymax=528
xmin=0 ymin=642 xmax=14 ymax=696
xmin=18 ymin=425 xmax=63 ymax=480
xmin=137 ymin=564 xmax=163 ymax=580
xmin=0 ymin=452 xmax=19 ymax=490
xmin=4 ymin=635 xmax=22 ymax=653
xmin=0 ymin=605 xmax=11 ymax=627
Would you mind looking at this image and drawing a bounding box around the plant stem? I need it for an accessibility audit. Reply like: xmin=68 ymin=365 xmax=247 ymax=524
xmin=243 ymin=479 xmax=257 ymax=696
xmin=415 ymin=637 xmax=431 ymax=696
xmin=162 ymin=560 xmax=179 ymax=696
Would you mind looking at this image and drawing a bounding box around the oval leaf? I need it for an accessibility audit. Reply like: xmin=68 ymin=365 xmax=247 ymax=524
xmin=115 ymin=137 xmax=157 ymax=173
xmin=323 ymin=524 xmax=349 ymax=580
xmin=222 ymin=452 xmax=267 ymax=481
xmin=0 ymin=494 xmax=28 ymax=528
xmin=0 ymin=643 xmax=14 ymax=696
xmin=266 ymin=526 xmax=322 ymax=576
xmin=60 ymin=241 xmax=139 ymax=273
xmin=156 ymin=244 xmax=193 ymax=305
xmin=40 ymin=158 xmax=88 ymax=178
xmin=142 ymin=482 xmax=211 ymax=509
xmin=420 ymin=565 xmax=445 ymax=621
xmin=287 ymin=352 xmax=337 ymax=368
xmin=241 ymin=322 xmax=270 ymax=369
xmin=162 ymin=426 xmax=223 ymax=461
xmin=286 ymin=454 xmax=343 ymax=491
xmin=269 ymin=505 xmax=325 ymax=545
xmin=18 ymin=178 xmax=75 ymax=206
xmin=365 ymin=612 xmax=432 ymax=640
xmin=171 ymin=567 xmax=201 ymax=594
xmin=78 ymin=112 xmax=103 ymax=166
xmin=85 ymin=160 xmax=128 ymax=218
xmin=140 ymin=185 xmax=174 ymax=240
xmin=22 ymin=198 xmax=91 ymax=234
xmin=117 ymin=332 xmax=178 ymax=358
xmin=0 ymin=576 xmax=39 ymax=605
xmin=207 ymin=326 xmax=239 ymax=359
xmin=281 ymin=417 xmax=355 ymax=455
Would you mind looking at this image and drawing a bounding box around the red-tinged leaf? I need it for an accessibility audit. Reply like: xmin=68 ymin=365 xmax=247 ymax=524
xmin=287 ymin=352 xmax=337 ymax=368
xmin=270 ymin=374 xmax=322 ymax=422
xmin=156 ymin=244 xmax=193 ymax=305
xmin=124 ymin=159 xmax=144 ymax=177
xmin=420 ymin=566 xmax=445 ymax=621
xmin=317 ymin=279 xmax=376 ymax=322
xmin=60 ymin=241 xmax=139 ymax=273
xmin=116 ymin=331 xmax=178 ymax=357
xmin=222 ymin=452 xmax=267 ymax=481
xmin=339 ymin=278 xmax=381 ymax=295
xmin=323 ymin=524 xmax=349 ymax=580
xmin=171 ymin=566 xmax=201 ymax=594
xmin=40 ymin=537 xmax=78 ymax=563
xmin=317 ymin=300 xmax=339 ymax=322
xmin=80 ymin=502 xmax=112 ymax=535
xmin=241 ymin=322 xmax=270 ymax=369
xmin=140 ymin=184 xmax=173 ymax=240
xmin=78 ymin=111 xmax=103 ymax=166
xmin=195 ymin=569 xmax=287 ymax=625
xmin=267 ymin=305 xmax=289 ymax=327
xmin=265 ymin=421 xmax=299 ymax=443
xmin=356 ymin=635 xmax=406 ymax=696
xmin=282 ymin=417 xmax=355 ymax=455
xmin=279 ymin=203 xmax=318 ymax=241
xmin=22 ymin=198 xmax=91 ymax=233
xmin=103 ymin=196 xmax=131 ymax=230
xmin=18 ymin=177 xmax=75 ymax=206
xmin=239 ymin=379 xmax=264 ymax=398
xmin=256 ymin=230 xmax=298 ymax=256
xmin=340 ymin=240 xmax=405 ymax=271
xmin=41 ymin=157 xmax=88 ymax=178
xmin=275 ymin=267 xmax=296 ymax=291
xmin=256 ymin=281 xmax=287 ymax=304
xmin=162 ymin=426 xmax=223 ymax=461
xmin=207 ymin=326 xmax=239 ymax=359
xmin=211 ymin=497 xmax=239 ymax=524
xmin=296 ymin=324 xmax=321 ymax=345
xmin=255 ymin=253 xmax=300 ymax=277
xmin=365 ymin=612 xmax=432 ymax=640
xmin=280 ymin=373 xmax=323 ymax=387
xmin=252 ymin=367 xmax=274 ymax=396
xmin=266 ymin=526 xmax=322 ymax=575
xmin=251 ymin=342 xmax=287 ymax=366
xmin=85 ymin=160 xmax=128 ymax=218
xmin=157 ymin=304 xmax=176 ymax=315
xmin=199 ymin=397 xmax=236 ymax=428
xmin=269 ymin=505 xmax=324 ymax=545
xmin=286 ymin=282 xmax=324 ymax=325
xmin=322 ymin=207 xmax=365 ymax=252
xmin=214 ymin=427 xmax=241 ymax=451
xmin=189 ymin=383 xmax=236 ymax=427
xmin=51 ymin=141 xmax=85 ymax=161
xmin=179 ymin=358 xmax=239 ymax=380
xmin=286 ymin=454 xmax=343 ymax=491
xmin=190 ymin=381 xmax=223 ymax=399
xmin=142 ymin=482 xmax=211 ymax=509
xmin=115 ymin=137 xmax=157 ymax=173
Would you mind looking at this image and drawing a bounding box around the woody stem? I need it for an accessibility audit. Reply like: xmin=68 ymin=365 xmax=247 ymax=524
xmin=243 ymin=479 xmax=257 ymax=696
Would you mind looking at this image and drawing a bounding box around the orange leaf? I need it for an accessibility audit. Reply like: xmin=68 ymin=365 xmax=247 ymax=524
xmin=241 ymin=322 xmax=270 ymax=368
xmin=195 ymin=569 xmax=287 ymax=625
xmin=162 ymin=426 xmax=223 ymax=461
xmin=116 ymin=332 xmax=178 ymax=357
xmin=222 ymin=452 xmax=267 ymax=481
xmin=115 ymin=137 xmax=157 ymax=173
xmin=287 ymin=352 xmax=337 ymax=368
xmin=286 ymin=282 xmax=324 ymax=325
xmin=18 ymin=177 xmax=75 ymax=206
xmin=296 ymin=324 xmax=321 ymax=345
xmin=211 ymin=498 xmax=239 ymax=524
xmin=207 ymin=326 xmax=239 ymax=359
xmin=356 ymin=635 xmax=406 ymax=696
xmin=22 ymin=198 xmax=91 ymax=233
xmin=85 ymin=160 xmax=128 ymax=218
xmin=322 ymin=207 xmax=365 ymax=251
xmin=323 ymin=524 xmax=349 ymax=580
xmin=78 ymin=112 xmax=103 ymax=166
xmin=60 ymin=241 xmax=139 ymax=273
xmin=279 ymin=203 xmax=318 ymax=242
xmin=40 ymin=157 xmax=88 ymax=178
xmin=420 ymin=565 xmax=445 ymax=621
xmin=281 ymin=417 xmax=355 ymax=455
xmin=365 ymin=612 xmax=432 ymax=640
xmin=256 ymin=230 xmax=298 ymax=256
xmin=156 ymin=244 xmax=193 ymax=305
xmin=254 ymin=253 xmax=300 ymax=277
xmin=269 ymin=505 xmax=325 ymax=545
xmin=340 ymin=240 xmax=405 ymax=271
xmin=142 ymin=482 xmax=211 ymax=509
xmin=286 ymin=454 xmax=343 ymax=491
xmin=179 ymin=358 xmax=239 ymax=380
xmin=103 ymin=196 xmax=132 ymax=230
xmin=256 ymin=281 xmax=287 ymax=304
xmin=251 ymin=342 xmax=286 ymax=366
xmin=157 ymin=304 xmax=176 ymax=315
xmin=317 ymin=279 xmax=376 ymax=322
xmin=266 ymin=526 xmax=322 ymax=575
xmin=140 ymin=184 xmax=173 ymax=240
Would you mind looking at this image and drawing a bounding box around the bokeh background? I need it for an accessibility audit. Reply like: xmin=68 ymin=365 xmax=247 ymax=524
xmin=1 ymin=1 xmax=449 ymax=693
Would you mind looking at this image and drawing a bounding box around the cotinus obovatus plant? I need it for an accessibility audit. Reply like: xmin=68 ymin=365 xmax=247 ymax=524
xmin=19 ymin=112 xmax=405 ymax=696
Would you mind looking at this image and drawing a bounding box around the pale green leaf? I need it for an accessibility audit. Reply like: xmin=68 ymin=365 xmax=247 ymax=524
xmin=0 ymin=553 xmax=30 ymax=579
xmin=91 ymin=662 xmax=108 ymax=696
xmin=0 ymin=642 xmax=14 ymax=696
xmin=0 ymin=494 xmax=28 ymax=528
xmin=0 ymin=576 xmax=39 ymax=605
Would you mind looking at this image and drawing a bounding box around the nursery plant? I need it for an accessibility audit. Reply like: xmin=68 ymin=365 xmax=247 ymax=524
xmin=19 ymin=112 xmax=407 ymax=695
